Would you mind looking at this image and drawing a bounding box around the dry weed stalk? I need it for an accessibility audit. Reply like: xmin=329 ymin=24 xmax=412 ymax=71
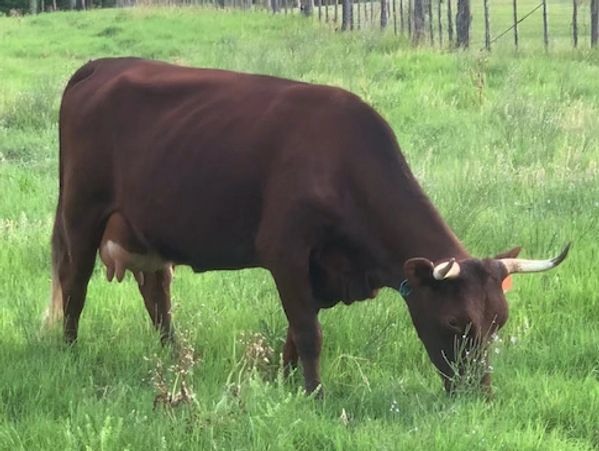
xmin=146 ymin=333 xmax=200 ymax=411
xmin=239 ymin=331 xmax=274 ymax=375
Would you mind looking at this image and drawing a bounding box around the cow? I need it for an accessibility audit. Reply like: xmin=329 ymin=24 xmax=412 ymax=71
xmin=44 ymin=57 xmax=569 ymax=395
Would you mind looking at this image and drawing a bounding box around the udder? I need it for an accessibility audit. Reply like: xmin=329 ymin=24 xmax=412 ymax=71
xmin=99 ymin=212 xmax=172 ymax=286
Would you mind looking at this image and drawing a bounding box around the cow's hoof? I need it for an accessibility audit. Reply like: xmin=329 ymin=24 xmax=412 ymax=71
xmin=305 ymin=383 xmax=324 ymax=399
xmin=160 ymin=329 xmax=176 ymax=347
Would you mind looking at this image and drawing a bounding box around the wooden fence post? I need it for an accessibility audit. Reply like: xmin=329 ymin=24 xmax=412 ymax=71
xmin=408 ymin=0 xmax=412 ymax=36
xmin=513 ymin=0 xmax=519 ymax=48
xmin=483 ymin=0 xmax=490 ymax=50
xmin=428 ymin=0 xmax=434 ymax=44
xmin=371 ymin=0 xmax=374 ymax=24
xmin=393 ymin=0 xmax=398 ymax=34
xmin=318 ymin=0 xmax=322 ymax=20
xmin=456 ymin=0 xmax=470 ymax=47
xmin=447 ymin=0 xmax=453 ymax=44
xmin=572 ymin=0 xmax=577 ymax=47
xmin=342 ymin=0 xmax=353 ymax=29
xmin=381 ymin=0 xmax=388 ymax=28
xmin=437 ymin=0 xmax=443 ymax=45
xmin=592 ymin=0 xmax=598 ymax=47
xmin=400 ymin=0 xmax=405 ymax=33
xmin=542 ymin=0 xmax=548 ymax=50
xmin=302 ymin=0 xmax=314 ymax=15
xmin=357 ymin=0 xmax=362 ymax=28
xmin=335 ymin=0 xmax=338 ymax=22
xmin=413 ymin=0 xmax=424 ymax=43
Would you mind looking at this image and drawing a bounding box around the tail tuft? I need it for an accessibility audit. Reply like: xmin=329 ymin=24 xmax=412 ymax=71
xmin=43 ymin=212 xmax=66 ymax=329
xmin=42 ymin=268 xmax=63 ymax=328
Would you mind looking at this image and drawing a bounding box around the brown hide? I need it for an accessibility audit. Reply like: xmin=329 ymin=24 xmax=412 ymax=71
xmin=49 ymin=57 xmax=567 ymax=395
xmin=310 ymin=239 xmax=381 ymax=307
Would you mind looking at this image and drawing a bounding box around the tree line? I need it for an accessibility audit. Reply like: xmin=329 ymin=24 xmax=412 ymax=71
xmin=1 ymin=0 xmax=115 ymax=14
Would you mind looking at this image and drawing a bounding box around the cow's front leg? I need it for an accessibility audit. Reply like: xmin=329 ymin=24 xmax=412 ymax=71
xmin=271 ymin=263 xmax=323 ymax=396
xmin=289 ymin=314 xmax=322 ymax=395
xmin=283 ymin=327 xmax=299 ymax=377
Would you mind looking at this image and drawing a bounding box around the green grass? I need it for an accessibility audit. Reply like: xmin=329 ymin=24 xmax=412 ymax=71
xmin=1 ymin=6 xmax=598 ymax=450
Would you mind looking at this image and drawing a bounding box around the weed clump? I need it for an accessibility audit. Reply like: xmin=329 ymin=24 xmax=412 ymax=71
xmin=238 ymin=331 xmax=275 ymax=377
xmin=146 ymin=333 xmax=200 ymax=411
xmin=443 ymin=324 xmax=503 ymax=398
xmin=0 ymin=84 xmax=58 ymax=131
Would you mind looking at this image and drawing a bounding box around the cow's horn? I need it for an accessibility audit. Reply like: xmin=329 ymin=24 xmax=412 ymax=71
xmin=433 ymin=258 xmax=461 ymax=280
xmin=500 ymin=243 xmax=571 ymax=275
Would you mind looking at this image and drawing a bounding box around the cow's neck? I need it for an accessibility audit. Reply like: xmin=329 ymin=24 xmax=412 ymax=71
xmin=366 ymin=165 xmax=470 ymax=283
xmin=396 ymin=191 xmax=467 ymax=263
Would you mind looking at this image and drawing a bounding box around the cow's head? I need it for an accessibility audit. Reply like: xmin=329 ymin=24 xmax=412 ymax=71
xmin=401 ymin=244 xmax=570 ymax=394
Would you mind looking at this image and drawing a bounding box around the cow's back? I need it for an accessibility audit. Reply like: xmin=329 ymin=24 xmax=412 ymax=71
xmin=59 ymin=57 xmax=404 ymax=272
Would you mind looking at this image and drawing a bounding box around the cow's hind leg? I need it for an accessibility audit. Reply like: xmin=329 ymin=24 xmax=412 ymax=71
xmin=57 ymin=211 xmax=105 ymax=343
xmin=138 ymin=268 xmax=174 ymax=344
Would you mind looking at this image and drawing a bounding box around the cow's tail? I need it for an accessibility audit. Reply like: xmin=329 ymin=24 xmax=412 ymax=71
xmin=43 ymin=71 xmax=72 ymax=329
xmin=43 ymin=204 xmax=66 ymax=328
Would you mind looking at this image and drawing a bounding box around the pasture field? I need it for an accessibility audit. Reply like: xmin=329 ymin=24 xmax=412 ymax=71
xmin=1 ymin=6 xmax=598 ymax=450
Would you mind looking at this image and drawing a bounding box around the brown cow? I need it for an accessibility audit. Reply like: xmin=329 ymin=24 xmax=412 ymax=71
xmin=44 ymin=57 xmax=569 ymax=395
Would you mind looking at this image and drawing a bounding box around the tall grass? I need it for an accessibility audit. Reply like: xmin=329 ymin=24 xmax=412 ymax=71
xmin=0 ymin=6 xmax=598 ymax=450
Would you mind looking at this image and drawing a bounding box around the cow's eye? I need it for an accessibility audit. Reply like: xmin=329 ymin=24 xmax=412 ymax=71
xmin=447 ymin=318 xmax=462 ymax=334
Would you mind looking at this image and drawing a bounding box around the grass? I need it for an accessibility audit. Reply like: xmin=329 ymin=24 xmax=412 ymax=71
xmin=1 ymin=5 xmax=598 ymax=450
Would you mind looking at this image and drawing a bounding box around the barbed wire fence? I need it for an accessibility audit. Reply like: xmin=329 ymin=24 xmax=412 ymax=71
xmin=23 ymin=0 xmax=599 ymax=50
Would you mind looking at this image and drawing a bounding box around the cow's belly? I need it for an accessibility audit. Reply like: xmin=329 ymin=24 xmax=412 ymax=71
xmin=153 ymin=228 xmax=258 ymax=273
xmin=118 ymin=182 xmax=263 ymax=272
xmin=115 ymin=211 xmax=260 ymax=273
xmin=110 ymin=112 xmax=272 ymax=271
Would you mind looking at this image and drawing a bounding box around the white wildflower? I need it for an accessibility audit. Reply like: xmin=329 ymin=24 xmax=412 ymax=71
xmin=340 ymin=408 xmax=350 ymax=426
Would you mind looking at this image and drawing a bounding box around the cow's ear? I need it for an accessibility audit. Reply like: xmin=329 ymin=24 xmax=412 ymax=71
xmin=494 ymin=246 xmax=522 ymax=259
xmin=488 ymin=259 xmax=515 ymax=293
xmin=502 ymin=275 xmax=513 ymax=293
xmin=404 ymin=258 xmax=435 ymax=288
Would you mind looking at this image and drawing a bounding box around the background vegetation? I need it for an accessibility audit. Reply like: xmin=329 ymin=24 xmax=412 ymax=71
xmin=1 ymin=6 xmax=598 ymax=450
